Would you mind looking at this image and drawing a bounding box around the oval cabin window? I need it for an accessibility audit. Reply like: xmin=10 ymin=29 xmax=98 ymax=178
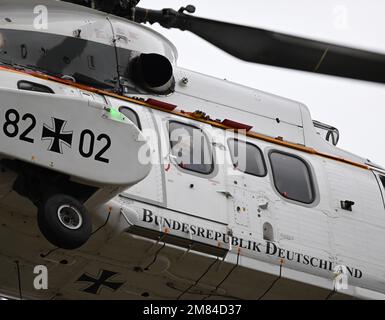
xmin=269 ymin=151 xmax=315 ymax=204
xmin=169 ymin=121 xmax=214 ymax=175
xmin=227 ymin=139 xmax=266 ymax=177
xmin=119 ymin=107 xmax=142 ymax=130
xmin=17 ymin=81 xmax=54 ymax=94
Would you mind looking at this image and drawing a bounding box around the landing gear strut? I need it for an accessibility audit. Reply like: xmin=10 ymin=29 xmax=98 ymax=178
xmin=2 ymin=159 xmax=97 ymax=250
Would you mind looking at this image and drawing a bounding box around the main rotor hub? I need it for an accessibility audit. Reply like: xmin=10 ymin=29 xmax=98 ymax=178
xmin=0 ymin=0 xmax=177 ymax=93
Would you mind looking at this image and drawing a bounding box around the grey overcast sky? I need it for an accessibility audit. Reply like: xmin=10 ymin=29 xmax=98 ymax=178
xmin=140 ymin=0 xmax=385 ymax=166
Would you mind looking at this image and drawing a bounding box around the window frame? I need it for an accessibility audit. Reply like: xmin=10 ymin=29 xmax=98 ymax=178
xmin=17 ymin=80 xmax=55 ymax=94
xmin=118 ymin=106 xmax=142 ymax=130
xmin=168 ymin=120 xmax=215 ymax=176
xmin=380 ymin=175 xmax=385 ymax=189
xmin=378 ymin=175 xmax=385 ymax=210
xmin=268 ymin=150 xmax=316 ymax=205
xmin=227 ymin=138 xmax=267 ymax=178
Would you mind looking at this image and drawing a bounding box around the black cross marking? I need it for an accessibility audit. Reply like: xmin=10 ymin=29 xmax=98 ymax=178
xmin=76 ymin=270 xmax=125 ymax=295
xmin=41 ymin=117 xmax=73 ymax=154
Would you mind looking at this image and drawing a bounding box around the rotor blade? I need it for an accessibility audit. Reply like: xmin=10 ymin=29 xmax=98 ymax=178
xmin=134 ymin=8 xmax=385 ymax=84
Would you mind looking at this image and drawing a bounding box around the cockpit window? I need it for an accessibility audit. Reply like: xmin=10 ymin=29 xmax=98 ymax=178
xmin=119 ymin=107 xmax=141 ymax=130
xmin=17 ymin=81 xmax=54 ymax=94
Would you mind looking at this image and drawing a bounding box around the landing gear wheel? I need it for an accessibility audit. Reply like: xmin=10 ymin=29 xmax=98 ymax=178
xmin=38 ymin=194 xmax=92 ymax=249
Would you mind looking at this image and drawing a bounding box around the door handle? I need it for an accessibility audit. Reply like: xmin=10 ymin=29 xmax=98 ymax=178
xmin=257 ymin=198 xmax=269 ymax=210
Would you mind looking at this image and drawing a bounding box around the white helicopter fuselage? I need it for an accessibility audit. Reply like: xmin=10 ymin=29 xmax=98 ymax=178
xmin=0 ymin=0 xmax=384 ymax=300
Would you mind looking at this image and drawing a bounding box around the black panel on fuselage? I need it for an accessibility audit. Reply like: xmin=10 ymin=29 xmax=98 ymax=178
xmin=0 ymin=29 xmax=119 ymax=89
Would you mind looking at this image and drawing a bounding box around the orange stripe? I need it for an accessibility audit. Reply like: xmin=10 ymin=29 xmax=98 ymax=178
xmin=0 ymin=66 xmax=369 ymax=170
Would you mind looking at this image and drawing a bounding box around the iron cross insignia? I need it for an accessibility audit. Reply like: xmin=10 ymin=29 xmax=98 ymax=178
xmin=76 ymin=270 xmax=125 ymax=295
xmin=41 ymin=117 xmax=73 ymax=154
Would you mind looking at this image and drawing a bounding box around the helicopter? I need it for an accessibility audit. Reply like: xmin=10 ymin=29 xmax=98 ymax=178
xmin=0 ymin=0 xmax=385 ymax=300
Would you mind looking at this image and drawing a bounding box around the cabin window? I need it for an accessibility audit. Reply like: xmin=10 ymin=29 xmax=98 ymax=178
xmin=227 ymin=139 xmax=266 ymax=177
xmin=17 ymin=80 xmax=54 ymax=94
xmin=119 ymin=107 xmax=141 ymax=130
xmin=169 ymin=121 xmax=214 ymax=175
xmin=269 ymin=151 xmax=315 ymax=204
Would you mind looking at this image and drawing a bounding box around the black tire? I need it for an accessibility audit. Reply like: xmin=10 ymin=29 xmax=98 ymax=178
xmin=37 ymin=194 xmax=92 ymax=249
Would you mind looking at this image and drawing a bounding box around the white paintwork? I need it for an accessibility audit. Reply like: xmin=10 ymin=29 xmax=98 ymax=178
xmin=118 ymin=105 xmax=385 ymax=298
xmin=0 ymin=70 xmax=151 ymax=190
xmin=0 ymin=67 xmax=384 ymax=300
xmin=0 ymin=1 xmax=384 ymax=300
xmin=130 ymin=67 xmax=372 ymax=166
